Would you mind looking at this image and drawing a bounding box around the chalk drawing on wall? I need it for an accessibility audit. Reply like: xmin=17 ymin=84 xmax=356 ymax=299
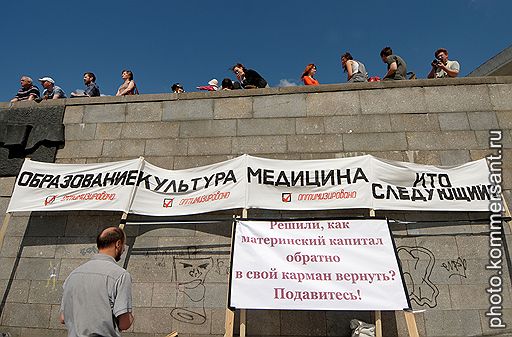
xmin=397 ymin=246 xmax=439 ymax=308
xmin=171 ymin=257 xmax=213 ymax=325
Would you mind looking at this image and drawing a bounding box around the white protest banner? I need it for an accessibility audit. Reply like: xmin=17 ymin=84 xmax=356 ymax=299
xmin=370 ymin=157 xmax=493 ymax=211
xmin=246 ymin=155 xmax=373 ymax=211
xmin=129 ymin=155 xmax=246 ymax=216
xmin=6 ymin=155 xmax=494 ymax=215
xmin=229 ymin=219 xmax=409 ymax=311
xmin=7 ymin=158 xmax=142 ymax=213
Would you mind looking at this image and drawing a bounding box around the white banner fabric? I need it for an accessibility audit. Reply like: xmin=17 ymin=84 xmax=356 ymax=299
xmin=246 ymin=155 xmax=373 ymax=210
xmin=229 ymin=219 xmax=410 ymax=311
xmin=129 ymin=156 xmax=246 ymax=216
xmin=6 ymin=155 xmax=493 ymax=214
xmin=6 ymin=158 xmax=142 ymax=213
xmin=371 ymin=158 xmax=492 ymax=211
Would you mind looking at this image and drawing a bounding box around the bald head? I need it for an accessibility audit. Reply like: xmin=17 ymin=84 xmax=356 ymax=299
xmin=97 ymin=227 xmax=125 ymax=250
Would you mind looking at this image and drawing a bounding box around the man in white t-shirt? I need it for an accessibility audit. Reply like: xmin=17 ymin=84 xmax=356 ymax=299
xmin=428 ymin=48 xmax=460 ymax=78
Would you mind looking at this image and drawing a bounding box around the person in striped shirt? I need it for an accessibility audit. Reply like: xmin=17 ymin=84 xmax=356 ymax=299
xmin=10 ymin=76 xmax=40 ymax=102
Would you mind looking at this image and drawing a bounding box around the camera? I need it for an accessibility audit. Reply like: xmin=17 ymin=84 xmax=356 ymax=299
xmin=432 ymin=59 xmax=442 ymax=67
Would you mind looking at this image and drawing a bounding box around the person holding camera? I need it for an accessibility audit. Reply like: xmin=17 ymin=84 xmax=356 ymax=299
xmin=428 ymin=48 xmax=460 ymax=78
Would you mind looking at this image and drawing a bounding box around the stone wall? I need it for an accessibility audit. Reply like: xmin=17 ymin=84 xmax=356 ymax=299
xmin=1 ymin=77 xmax=512 ymax=337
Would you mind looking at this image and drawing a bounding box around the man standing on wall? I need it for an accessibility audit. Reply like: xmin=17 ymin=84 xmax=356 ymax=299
xmin=60 ymin=227 xmax=134 ymax=336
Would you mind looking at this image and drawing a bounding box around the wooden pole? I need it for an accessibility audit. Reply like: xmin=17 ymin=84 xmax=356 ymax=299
xmin=0 ymin=213 xmax=12 ymax=252
xmin=239 ymin=208 xmax=248 ymax=337
xmin=240 ymin=308 xmax=247 ymax=337
xmin=404 ymin=311 xmax=420 ymax=337
xmin=118 ymin=157 xmax=145 ymax=230
xmin=502 ymin=195 xmax=512 ymax=233
xmin=224 ymin=214 xmax=238 ymax=337
xmin=368 ymin=208 xmax=383 ymax=337
xmin=119 ymin=212 xmax=128 ymax=230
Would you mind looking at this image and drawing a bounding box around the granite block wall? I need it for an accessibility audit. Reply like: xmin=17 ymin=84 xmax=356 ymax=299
xmin=1 ymin=77 xmax=512 ymax=336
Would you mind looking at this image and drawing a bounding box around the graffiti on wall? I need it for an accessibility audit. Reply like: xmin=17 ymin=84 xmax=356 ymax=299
xmin=397 ymin=246 xmax=439 ymax=308
xmin=133 ymin=242 xmax=231 ymax=326
xmin=440 ymin=257 xmax=467 ymax=279
xmin=170 ymin=257 xmax=213 ymax=325
xmin=397 ymin=245 xmax=471 ymax=308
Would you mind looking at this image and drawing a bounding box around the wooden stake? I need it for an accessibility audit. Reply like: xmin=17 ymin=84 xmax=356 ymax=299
xmin=240 ymin=308 xmax=247 ymax=337
xmin=119 ymin=212 xmax=128 ymax=230
xmin=224 ymin=308 xmax=235 ymax=337
xmin=368 ymin=208 xmax=382 ymax=337
xmin=404 ymin=311 xmax=420 ymax=337
xmin=0 ymin=212 xmax=12 ymax=251
xmin=502 ymin=195 xmax=512 ymax=233
xmin=119 ymin=156 xmax=145 ymax=230
xmin=374 ymin=310 xmax=382 ymax=337
xmin=240 ymin=208 xmax=248 ymax=337
xmin=224 ymin=214 xmax=239 ymax=337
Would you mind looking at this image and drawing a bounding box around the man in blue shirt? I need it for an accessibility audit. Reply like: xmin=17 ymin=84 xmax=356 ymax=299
xmin=71 ymin=72 xmax=101 ymax=97
xmin=39 ymin=77 xmax=66 ymax=99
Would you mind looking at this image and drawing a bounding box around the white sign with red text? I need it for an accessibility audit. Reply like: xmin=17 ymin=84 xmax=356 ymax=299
xmin=229 ymin=219 xmax=409 ymax=311
xmin=246 ymin=155 xmax=373 ymax=210
xmin=130 ymin=156 xmax=246 ymax=216
xmin=6 ymin=158 xmax=142 ymax=213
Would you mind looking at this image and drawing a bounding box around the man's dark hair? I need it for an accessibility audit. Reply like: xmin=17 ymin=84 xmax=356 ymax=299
xmin=435 ymin=48 xmax=448 ymax=57
xmin=380 ymin=47 xmax=393 ymax=57
xmin=97 ymin=227 xmax=125 ymax=249
xmin=84 ymin=72 xmax=96 ymax=82
xmin=231 ymin=63 xmax=246 ymax=72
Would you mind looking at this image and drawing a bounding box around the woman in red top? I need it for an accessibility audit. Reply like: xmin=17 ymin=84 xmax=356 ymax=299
xmin=301 ymin=64 xmax=319 ymax=86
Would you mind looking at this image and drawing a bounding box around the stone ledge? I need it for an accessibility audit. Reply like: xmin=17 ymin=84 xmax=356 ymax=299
xmin=3 ymin=76 xmax=512 ymax=107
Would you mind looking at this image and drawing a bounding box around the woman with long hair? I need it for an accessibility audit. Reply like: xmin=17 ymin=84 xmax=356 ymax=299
xmin=301 ymin=64 xmax=319 ymax=86
xmin=116 ymin=70 xmax=138 ymax=96
xmin=341 ymin=53 xmax=368 ymax=83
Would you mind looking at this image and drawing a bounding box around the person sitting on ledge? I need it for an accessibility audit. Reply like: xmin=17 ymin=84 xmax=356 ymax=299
xmin=10 ymin=76 xmax=40 ymax=102
xmin=380 ymin=46 xmax=407 ymax=80
xmin=71 ymin=72 xmax=100 ymax=97
xmin=116 ymin=70 xmax=138 ymax=96
xmin=301 ymin=64 xmax=319 ymax=86
xmin=39 ymin=77 xmax=67 ymax=99
xmin=341 ymin=52 xmax=368 ymax=83
xmin=427 ymin=48 xmax=460 ymax=78
xmin=232 ymin=63 xmax=268 ymax=89
xmin=171 ymin=83 xmax=185 ymax=93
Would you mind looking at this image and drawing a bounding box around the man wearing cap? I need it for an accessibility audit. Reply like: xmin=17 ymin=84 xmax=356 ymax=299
xmin=39 ymin=77 xmax=66 ymax=99
xmin=10 ymin=76 xmax=40 ymax=102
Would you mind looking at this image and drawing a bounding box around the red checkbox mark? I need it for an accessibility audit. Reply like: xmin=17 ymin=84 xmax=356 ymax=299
xmin=282 ymin=193 xmax=291 ymax=202
xmin=163 ymin=198 xmax=174 ymax=208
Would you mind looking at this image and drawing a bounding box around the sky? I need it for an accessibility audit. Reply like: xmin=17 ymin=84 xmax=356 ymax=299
xmin=1 ymin=0 xmax=511 ymax=102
